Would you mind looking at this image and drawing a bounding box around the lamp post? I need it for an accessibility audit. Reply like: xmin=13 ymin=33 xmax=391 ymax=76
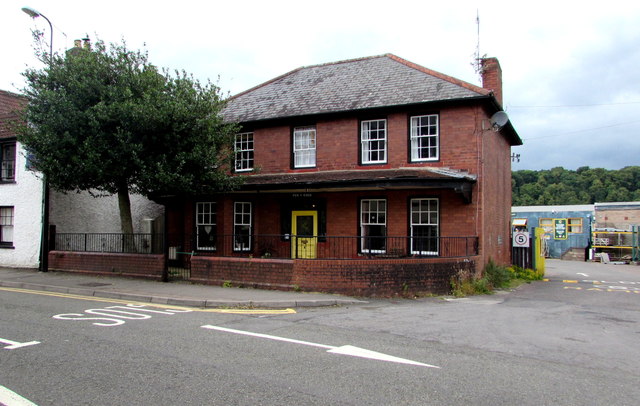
xmin=22 ymin=6 xmax=52 ymax=272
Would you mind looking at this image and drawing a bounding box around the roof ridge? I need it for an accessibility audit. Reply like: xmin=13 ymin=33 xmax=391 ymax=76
xmin=0 ymin=89 xmax=26 ymax=99
xmin=227 ymin=66 xmax=305 ymax=101
xmin=228 ymin=55 xmax=391 ymax=101
xmin=299 ymin=54 xmax=389 ymax=70
xmin=386 ymin=54 xmax=489 ymax=96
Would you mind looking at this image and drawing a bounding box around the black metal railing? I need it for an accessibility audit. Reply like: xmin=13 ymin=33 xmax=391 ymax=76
xmin=53 ymin=233 xmax=164 ymax=254
xmin=168 ymin=234 xmax=479 ymax=260
xmin=53 ymin=232 xmax=478 ymax=259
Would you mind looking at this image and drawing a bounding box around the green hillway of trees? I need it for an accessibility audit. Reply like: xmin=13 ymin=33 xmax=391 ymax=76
xmin=512 ymin=166 xmax=640 ymax=206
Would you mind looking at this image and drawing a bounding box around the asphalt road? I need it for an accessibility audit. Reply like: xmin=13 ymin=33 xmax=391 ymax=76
xmin=2 ymin=259 xmax=639 ymax=405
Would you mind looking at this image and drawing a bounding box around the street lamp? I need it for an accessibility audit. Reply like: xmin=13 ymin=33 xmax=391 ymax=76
xmin=21 ymin=7 xmax=53 ymax=63
xmin=22 ymin=6 xmax=52 ymax=273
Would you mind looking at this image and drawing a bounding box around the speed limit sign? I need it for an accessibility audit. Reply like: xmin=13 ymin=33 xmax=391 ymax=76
xmin=513 ymin=231 xmax=530 ymax=247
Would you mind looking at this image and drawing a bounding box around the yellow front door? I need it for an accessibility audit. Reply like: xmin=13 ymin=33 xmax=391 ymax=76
xmin=291 ymin=211 xmax=318 ymax=259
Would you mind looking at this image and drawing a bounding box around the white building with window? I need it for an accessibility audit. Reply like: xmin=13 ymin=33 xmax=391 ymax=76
xmin=1 ymin=89 xmax=164 ymax=269
xmin=0 ymin=89 xmax=44 ymax=268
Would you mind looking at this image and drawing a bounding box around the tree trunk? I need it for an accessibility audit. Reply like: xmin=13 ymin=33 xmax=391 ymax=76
xmin=117 ymin=184 xmax=134 ymax=234
xmin=117 ymin=183 xmax=136 ymax=253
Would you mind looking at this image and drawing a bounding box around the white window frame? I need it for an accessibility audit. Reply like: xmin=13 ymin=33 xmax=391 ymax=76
xmin=0 ymin=206 xmax=14 ymax=247
xmin=360 ymin=199 xmax=387 ymax=254
xmin=234 ymin=132 xmax=254 ymax=172
xmin=410 ymin=198 xmax=439 ymax=255
xmin=196 ymin=202 xmax=217 ymax=251
xmin=293 ymin=126 xmax=317 ymax=168
xmin=233 ymin=202 xmax=252 ymax=252
xmin=361 ymin=119 xmax=387 ymax=164
xmin=1 ymin=142 xmax=16 ymax=181
xmin=410 ymin=114 xmax=439 ymax=162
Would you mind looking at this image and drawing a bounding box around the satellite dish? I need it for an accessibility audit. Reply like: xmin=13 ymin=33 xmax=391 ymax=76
xmin=489 ymin=111 xmax=509 ymax=130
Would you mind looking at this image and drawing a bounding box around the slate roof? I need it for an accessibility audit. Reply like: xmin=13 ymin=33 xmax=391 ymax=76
xmin=223 ymin=54 xmax=491 ymax=123
xmin=0 ymin=89 xmax=26 ymax=139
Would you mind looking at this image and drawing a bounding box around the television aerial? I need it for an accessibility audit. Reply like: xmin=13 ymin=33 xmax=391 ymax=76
xmin=489 ymin=111 xmax=509 ymax=131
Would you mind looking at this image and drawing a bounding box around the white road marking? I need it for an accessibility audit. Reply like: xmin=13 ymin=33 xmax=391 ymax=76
xmin=577 ymin=273 xmax=589 ymax=277
xmin=52 ymin=304 xmax=193 ymax=326
xmin=201 ymin=325 xmax=440 ymax=368
xmin=0 ymin=385 xmax=38 ymax=406
xmin=0 ymin=338 xmax=40 ymax=350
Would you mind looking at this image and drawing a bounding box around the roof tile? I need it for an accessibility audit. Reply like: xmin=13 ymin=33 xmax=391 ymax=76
xmin=223 ymin=54 xmax=488 ymax=123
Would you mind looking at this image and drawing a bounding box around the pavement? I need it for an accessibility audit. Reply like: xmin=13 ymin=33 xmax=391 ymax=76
xmin=0 ymin=268 xmax=368 ymax=309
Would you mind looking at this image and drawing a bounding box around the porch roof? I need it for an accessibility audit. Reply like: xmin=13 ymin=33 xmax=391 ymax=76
xmin=237 ymin=167 xmax=477 ymax=202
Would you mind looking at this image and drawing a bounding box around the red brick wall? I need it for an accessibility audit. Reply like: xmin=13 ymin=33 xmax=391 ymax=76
xmin=190 ymin=255 xmax=477 ymax=296
xmin=478 ymin=108 xmax=512 ymax=267
xmin=250 ymin=106 xmax=482 ymax=174
xmin=48 ymin=251 xmax=165 ymax=280
xmin=191 ymin=256 xmax=295 ymax=289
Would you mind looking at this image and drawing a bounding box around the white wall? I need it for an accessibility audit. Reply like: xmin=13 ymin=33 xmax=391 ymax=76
xmin=0 ymin=141 xmax=44 ymax=269
xmin=50 ymin=190 xmax=164 ymax=234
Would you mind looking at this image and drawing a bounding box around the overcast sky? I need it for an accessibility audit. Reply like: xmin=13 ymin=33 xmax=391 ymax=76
xmin=1 ymin=0 xmax=639 ymax=171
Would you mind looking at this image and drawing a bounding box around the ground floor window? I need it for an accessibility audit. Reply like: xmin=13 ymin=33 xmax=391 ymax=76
xmin=196 ymin=202 xmax=217 ymax=250
xmin=234 ymin=202 xmax=252 ymax=251
xmin=410 ymin=198 xmax=439 ymax=255
xmin=568 ymin=218 xmax=583 ymax=233
xmin=360 ymin=199 xmax=386 ymax=253
xmin=0 ymin=207 xmax=14 ymax=247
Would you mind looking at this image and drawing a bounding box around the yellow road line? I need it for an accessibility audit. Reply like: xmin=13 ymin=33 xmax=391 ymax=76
xmin=0 ymin=286 xmax=296 ymax=314
xmin=563 ymin=280 xmax=578 ymax=283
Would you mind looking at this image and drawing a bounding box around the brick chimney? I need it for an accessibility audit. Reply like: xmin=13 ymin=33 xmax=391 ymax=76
xmin=480 ymin=57 xmax=503 ymax=106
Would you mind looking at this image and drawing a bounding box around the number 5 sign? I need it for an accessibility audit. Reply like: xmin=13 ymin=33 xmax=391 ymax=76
xmin=513 ymin=231 xmax=530 ymax=247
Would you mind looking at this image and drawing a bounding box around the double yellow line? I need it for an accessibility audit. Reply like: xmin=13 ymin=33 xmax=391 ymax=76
xmin=0 ymin=286 xmax=296 ymax=314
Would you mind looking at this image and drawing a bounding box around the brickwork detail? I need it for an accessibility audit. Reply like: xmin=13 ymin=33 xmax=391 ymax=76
xmin=190 ymin=255 xmax=477 ymax=296
xmin=48 ymin=251 xmax=164 ymax=280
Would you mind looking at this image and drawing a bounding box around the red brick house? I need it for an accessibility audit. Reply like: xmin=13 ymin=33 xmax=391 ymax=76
xmin=163 ymin=54 xmax=521 ymax=295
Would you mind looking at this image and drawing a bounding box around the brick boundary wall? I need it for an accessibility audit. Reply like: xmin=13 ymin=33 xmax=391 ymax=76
xmin=48 ymin=251 xmax=165 ymax=280
xmin=190 ymin=256 xmax=295 ymax=290
xmin=191 ymin=255 xmax=478 ymax=296
xmin=48 ymin=251 xmax=478 ymax=296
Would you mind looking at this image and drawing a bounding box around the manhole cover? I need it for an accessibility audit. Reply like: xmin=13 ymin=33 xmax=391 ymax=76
xmin=77 ymin=282 xmax=112 ymax=287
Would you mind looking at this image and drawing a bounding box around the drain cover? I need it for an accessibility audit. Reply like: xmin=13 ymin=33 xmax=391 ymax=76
xmin=77 ymin=282 xmax=112 ymax=287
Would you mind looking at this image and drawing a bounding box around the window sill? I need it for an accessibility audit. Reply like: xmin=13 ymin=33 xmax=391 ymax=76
xmin=0 ymin=180 xmax=17 ymax=184
xmin=410 ymin=158 xmax=439 ymax=163
xmin=0 ymin=245 xmax=15 ymax=249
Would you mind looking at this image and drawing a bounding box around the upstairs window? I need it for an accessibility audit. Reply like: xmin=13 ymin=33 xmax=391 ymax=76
xmin=410 ymin=114 xmax=439 ymax=162
xmin=361 ymin=119 xmax=387 ymax=164
xmin=0 ymin=207 xmax=14 ymax=247
xmin=1 ymin=142 xmax=16 ymax=181
xmin=360 ymin=199 xmax=387 ymax=253
xmin=293 ymin=126 xmax=316 ymax=168
xmin=196 ymin=202 xmax=217 ymax=251
xmin=234 ymin=132 xmax=254 ymax=172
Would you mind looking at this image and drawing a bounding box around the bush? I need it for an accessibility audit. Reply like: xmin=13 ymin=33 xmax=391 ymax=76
xmin=483 ymin=259 xmax=511 ymax=289
xmin=450 ymin=259 xmax=543 ymax=297
xmin=508 ymin=265 xmax=544 ymax=281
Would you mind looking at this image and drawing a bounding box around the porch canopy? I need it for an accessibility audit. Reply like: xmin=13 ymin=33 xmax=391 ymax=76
xmin=235 ymin=167 xmax=476 ymax=203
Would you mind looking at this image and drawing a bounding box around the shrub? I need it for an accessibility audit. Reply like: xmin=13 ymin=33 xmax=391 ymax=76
xmin=483 ymin=259 xmax=511 ymax=289
xmin=508 ymin=265 xmax=544 ymax=281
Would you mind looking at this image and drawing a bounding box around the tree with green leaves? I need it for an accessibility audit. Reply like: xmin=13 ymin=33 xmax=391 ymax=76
xmin=18 ymin=38 xmax=240 ymax=235
xmin=512 ymin=166 xmax=640 ymax=206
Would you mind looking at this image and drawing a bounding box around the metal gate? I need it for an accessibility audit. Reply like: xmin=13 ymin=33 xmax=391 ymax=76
xmin=167 ymin=246 xmax=192 ymax=280
xmin=512 ymin=228 xmax=545 ymax=272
